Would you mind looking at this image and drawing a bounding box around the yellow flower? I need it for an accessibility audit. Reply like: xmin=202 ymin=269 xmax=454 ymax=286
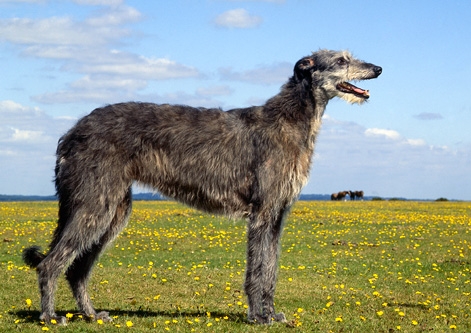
xmin=66 ymin=313 xmax=74 ymax=319
xmin=376 ymin=311 xmax=384 ymax=316
xmin=97 ymin=319 xmax=103 ymax=325
xmin=41 ymin=327 xmax=49 ymax=331
xmin=126 ymin=320 xmax=133 ymax=327
xmin=25 ymin=299 xmax=32 ymax=308
xmin=335 ymin=317 xmax=343 ymax=322
xmin=412 ymin=320 xmax=418 ymax=326
xmin=450 ymin=325 xmax=457 ymax=329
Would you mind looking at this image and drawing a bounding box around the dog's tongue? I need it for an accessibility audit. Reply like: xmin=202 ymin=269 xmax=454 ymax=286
xmin=338 ymin=82 xmax=370 ymax=97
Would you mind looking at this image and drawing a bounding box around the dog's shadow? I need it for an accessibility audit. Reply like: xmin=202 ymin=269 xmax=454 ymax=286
xmin=14 ymin=309 xmax=247 ymax=324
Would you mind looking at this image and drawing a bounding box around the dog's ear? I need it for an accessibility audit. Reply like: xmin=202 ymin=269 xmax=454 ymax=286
xmin=294 ymin=57 xmax=315 ymax=82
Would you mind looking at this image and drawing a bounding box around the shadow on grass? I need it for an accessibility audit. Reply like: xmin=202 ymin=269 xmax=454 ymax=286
xmin=397 ymin=303 xmax=429 ymax=310
xmin=14 ymin=308 xmax=247 ymax=324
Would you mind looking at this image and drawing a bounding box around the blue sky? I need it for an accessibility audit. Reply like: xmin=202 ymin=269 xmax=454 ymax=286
xmin=0 ymin=0 xmax=470 ymax=200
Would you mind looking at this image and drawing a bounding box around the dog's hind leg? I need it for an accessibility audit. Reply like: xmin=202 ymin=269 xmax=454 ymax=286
xmin=245 ymin=208 xmax=287 ymax=324
xmin=65 ymin=189 xmax=132 ymax=322
xmin=36 ymin=238 xmax=79 ymax=324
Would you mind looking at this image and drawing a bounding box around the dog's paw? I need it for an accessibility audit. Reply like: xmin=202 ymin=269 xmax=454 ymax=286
xmin=273 ymin=312 xmax=287 ymax=323
xmin=39 ymin=313 xmax=67 ymax=326
xmin=96 ymin=311 xmax=113 ymax=322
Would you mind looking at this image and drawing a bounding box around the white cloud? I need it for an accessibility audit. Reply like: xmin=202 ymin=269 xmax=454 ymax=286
xmin=69 ymin=75 xmax=147 ymax=91
xmin=0 ymin=100 xmax=74 ymax=147
xmin=79 ymin=56 xmax=200 ymax=80
xmin=33 ymin=53 xmax=202 ymax=104
xmin=0 ymin=100 xmax=76 ymax=195
xmin=0 ymin=3 xmax=201 ymax=104
xmin=406 ymin=138 xmax=427 ymax=146
xmin=364 ymin=128 xmax=401 ymax=140
xmin=85 ymin=5 xmax=141 ymax=26
xmin=219 ymin=62 xmax=291 ymax=85
xmin=11 ymin=128 xmax=48 ymax=143
xmin=196 ymin=85 xmax=233 ymax=97
xmin=214 ymin=9 xmax=262 ymax=29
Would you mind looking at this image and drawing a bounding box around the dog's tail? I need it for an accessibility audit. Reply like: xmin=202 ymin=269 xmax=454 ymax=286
xmin=23 ymin=246 xmax=46 ymax=268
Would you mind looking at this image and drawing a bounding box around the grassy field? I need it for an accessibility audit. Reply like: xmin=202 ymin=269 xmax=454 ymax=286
xmin=1 ymin=200 xmax=470 ymax=332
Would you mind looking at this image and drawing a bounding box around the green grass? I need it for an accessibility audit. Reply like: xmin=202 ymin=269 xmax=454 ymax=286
xmin=1 ymin=201 xmax=470 ymax=332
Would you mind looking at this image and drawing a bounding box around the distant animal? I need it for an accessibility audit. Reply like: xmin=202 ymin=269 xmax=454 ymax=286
xmin=23 ymin=49 xmax=381 ymax=325
xmin=355 ymin=190 xmax=364 ymax=200
xmin=331 ymin=191 xmax=349 ymax=201
xmin=348 ymin=190 xmax=365 ymax=201
xmin=348 ymin=190 xmax=356 ymax=200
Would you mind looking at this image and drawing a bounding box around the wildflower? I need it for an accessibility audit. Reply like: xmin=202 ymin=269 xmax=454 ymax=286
xmin=450 ymin=325 xmax=457 ymax=329
xmin=126 ymin=320 xmax=133 ymax=327
xmin=66 ymin=313 xmax=74 ymax=319
xmin=25 ymin=299 xmax=32 ymax=308
xmin=97 ymin=319 xmax=103 ymax=325
xmin=376 ymin=311 xmax=384 ymax=316
xmin=207 ymin=322 xmax=213 ymax=327
xmin=297 ymin=308 xmax=304 ymax=313
xmin=412 ymin=320 xmax=418 ymax=325
xmin=335 ymin=317 xmax=343 ymax=322
xmin=41 ymin=327 xmax=49 ymax=331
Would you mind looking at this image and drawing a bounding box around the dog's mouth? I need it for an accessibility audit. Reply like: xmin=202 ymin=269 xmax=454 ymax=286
xmin=336 ymin=82 xmax=370 ymax=99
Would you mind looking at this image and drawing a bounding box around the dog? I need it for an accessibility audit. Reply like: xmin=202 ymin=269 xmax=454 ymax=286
xmin=23 ymin=49 xmax=381 ymax=325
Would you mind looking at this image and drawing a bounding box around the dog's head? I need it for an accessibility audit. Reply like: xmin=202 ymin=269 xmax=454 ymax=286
xmin=294 ymin=49 xmax=382 ymax=104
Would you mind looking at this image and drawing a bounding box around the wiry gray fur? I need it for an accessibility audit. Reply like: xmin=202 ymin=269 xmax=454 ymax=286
xmin=23 ymin=49 xmax=381 ymax=325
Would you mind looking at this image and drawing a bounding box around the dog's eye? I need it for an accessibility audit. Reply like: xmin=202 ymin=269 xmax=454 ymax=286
xmin=337 ymin=58 xmax=347 ymax=65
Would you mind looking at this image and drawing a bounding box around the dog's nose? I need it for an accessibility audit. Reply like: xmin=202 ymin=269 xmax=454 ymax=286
xmin=374 ymin=66 xmax=382 ymax=76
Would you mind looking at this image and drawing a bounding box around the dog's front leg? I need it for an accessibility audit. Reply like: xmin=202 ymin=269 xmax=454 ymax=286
xmin=244 ymin=210 xmax=286 ymax=324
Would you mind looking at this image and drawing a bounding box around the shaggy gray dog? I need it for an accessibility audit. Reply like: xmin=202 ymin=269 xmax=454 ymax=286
xmin=24 ymin=49 xmax=381 ymax=325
